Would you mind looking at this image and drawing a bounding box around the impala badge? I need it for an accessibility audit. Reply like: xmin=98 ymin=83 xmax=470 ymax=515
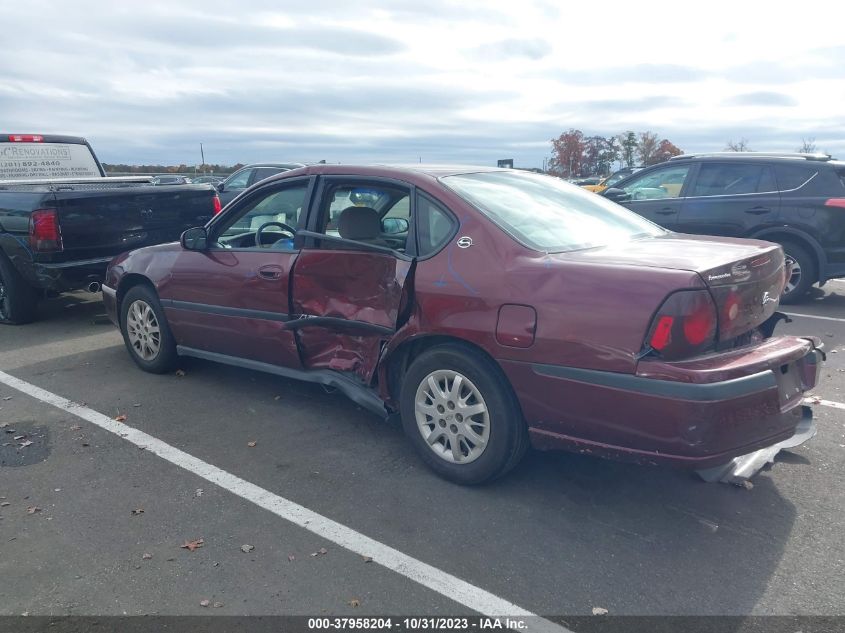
xmin=456 ymin=236 xmax=473 ymax=249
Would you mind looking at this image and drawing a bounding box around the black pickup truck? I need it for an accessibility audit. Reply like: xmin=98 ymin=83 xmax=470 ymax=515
xmin=0 ymin=134 xmax=221 ymax=324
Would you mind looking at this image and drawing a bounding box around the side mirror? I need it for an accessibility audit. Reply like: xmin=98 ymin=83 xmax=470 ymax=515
xmin=602 ymin=187 xmax=630 ymax=202
xmin=381 ymin=217 xmax=409 ymax=234
xmin=181 ymin=226 xmax=208 ymax=251
xmin=216 ymin=182 xmax=225 ymax=192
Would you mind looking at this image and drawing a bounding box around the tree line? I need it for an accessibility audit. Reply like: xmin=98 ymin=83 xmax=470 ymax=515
xmin=549 ymin=130 xmax=683 ymax=178
xmin=102 ymin=163 xmax=244 ymax=175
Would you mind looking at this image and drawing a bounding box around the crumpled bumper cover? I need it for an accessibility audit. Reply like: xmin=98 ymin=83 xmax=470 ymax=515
xmin=696 ymin=405 xmax=816 ymax=485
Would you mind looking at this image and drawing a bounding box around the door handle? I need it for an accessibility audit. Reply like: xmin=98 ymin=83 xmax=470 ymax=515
xmin=655 ymin=208 xmax=676 ymax=215
xmin=258 ymin=265 xmax=283 ymax=280
xmin=745 ymin=207 xmax=771 ymax=215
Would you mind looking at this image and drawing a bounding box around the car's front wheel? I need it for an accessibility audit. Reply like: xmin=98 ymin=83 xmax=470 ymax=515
xmin=399 ymin=344 xmax=528 ymax=485
xmin=120 ymin=284 xmax=178 ymax=373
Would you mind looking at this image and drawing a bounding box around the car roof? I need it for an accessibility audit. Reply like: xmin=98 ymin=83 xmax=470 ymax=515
xmin=283 ymin=164 xmax=517 ymax=179
xmin=670 ymin=152 xmax=836 ymax=163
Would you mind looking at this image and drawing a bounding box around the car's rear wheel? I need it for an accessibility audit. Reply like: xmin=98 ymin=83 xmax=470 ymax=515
xmin=0 ymin=254 xmax=38 ymax=325
xmin=399 ymin=344 xmax=528 ymax=485
xmin=120 ymin=285 xmax=178 ymax=373
xmin=779 ymin=240 xmax=817 ymax=304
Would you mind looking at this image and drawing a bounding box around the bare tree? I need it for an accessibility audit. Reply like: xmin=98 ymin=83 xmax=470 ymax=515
xmin=725 ymin=138 xmax=751 ymax=151
xmin=798 ymin=137 xmax=817 ymax=153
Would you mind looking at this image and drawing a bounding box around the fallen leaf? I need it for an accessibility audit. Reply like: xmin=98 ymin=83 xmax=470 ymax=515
xmin=13 ymin=435 xmax=25 ymax=441
xmin=213 ymin=602 xmax=223 ymax=608
xmin=240 ymin=544 xmax=255 ymax=553
xmin=741 ymin=480 xmax=754 ymax=490
xmin=288 ymin=554 xmax=295 ymax=562
xmin=592 ymin=607 xmax=608 ymax=616
xmin=142 ymin=553 xmax=152 ymax=560
xmin=175 ymin=369 xmax=186 ymax=377
xmin=181 ymin=538 xmax=204 ymax=552
xmin=2 ymin=396 xmax=12 ymax=401
xmin=26 ymin=506 xmax=41 ymax=514
xmin=0 ymin=502 xmax=10 ymax=507
xmin=362 ymin=556 xmax=373 ymax=563
xmin=0 ymin=423 xmax=8 ymax=428
xmin=19 ymin=440 xmax=33 ymax=448
xmin=131 ymin=508 xmax=144 ymax=516
xmin=195 ymin=488 xmax=204 ymax=497
xmin=247 ymin=441 xmax=257 ymax=448
xmin=69 ymin=424 xmax=82 ymax=431
xmin=274 ymin=395 xmax=281 ymax=401
xmin=348 ymin=599 xmax=361 ymax=608
xmin=81 ymin=442 xmax=90 ymax=447
xmin=199 ymin=599 xmax=210 ymax=608
xmin=114 ymin=414 xmax=127 ymax=422
xmin=133 ymin=403 xmax=142 ymax=407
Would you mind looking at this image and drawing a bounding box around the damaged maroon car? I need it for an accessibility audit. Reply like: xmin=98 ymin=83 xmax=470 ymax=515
xmin=103 ymin=165 xmax=823 ymax=484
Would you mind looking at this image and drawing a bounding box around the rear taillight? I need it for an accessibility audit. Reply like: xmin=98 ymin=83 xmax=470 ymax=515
xmin=29 ymin=208 xmax=62 ymax=252
xmin=212 ymin=195 xmax=222 ymax=215
xmin=8 ymin=134 xmax=43 ymax=142
xmin=825 ymin=198 xmax=845 ymax=209
xmin=646 ymin=290 xmax=717 ymax=360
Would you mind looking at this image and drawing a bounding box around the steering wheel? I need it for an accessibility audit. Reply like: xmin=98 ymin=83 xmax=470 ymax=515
xmin=255 ymin=221 xmax=296 ymax=247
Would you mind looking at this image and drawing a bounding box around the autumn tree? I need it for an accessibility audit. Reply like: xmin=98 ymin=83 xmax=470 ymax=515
xmin=581 ymin=136 xmax=620 ymax=176
xmin=637 ymin=131 xmax=661 ymax=166
xmin=725 ymin=138 xmax=751 ymax=151
xmin=549 ymin=129 xmax=586 ymax=178
xmin=653 ymin=139 xmax=683 ymax=164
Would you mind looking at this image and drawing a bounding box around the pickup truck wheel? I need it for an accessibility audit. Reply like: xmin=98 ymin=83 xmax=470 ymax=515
xmin=120 ymin=285 xmax=177 ymax=373
xmin=779 ymin=241 xmax=817 ymax=305
xmin=0 ymin=255 xmax=38 ymax=325
xmin=399 ymin=344 xmax=528 ymax=485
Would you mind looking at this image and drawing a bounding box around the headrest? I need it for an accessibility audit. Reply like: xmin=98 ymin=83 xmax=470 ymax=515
xmin=337 ymin=206 xmax=380 ymax=241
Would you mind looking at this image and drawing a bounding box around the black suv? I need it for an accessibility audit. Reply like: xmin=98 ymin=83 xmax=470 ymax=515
xmin=602 ymin=153 xmax=845 ymax=303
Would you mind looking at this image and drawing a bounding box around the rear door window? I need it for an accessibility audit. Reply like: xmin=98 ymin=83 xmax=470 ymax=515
xmin=251 ymin=167 xmax=284 ymax=185
xmin=774 ymin=165 xmax=817 ymax=191
xmin=690 ymin=163 xmax=776 ymax=196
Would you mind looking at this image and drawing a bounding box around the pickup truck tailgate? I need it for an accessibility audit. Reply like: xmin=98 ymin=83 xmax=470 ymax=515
xmin=53 ymin=185 xmax=216 ymax=261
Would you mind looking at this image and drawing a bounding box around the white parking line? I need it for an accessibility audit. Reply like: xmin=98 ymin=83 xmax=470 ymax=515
xmin=805 ymin=397 xmax=845 ymax=411
xmin=0 ymin=369 xmax=568 ymax=632
xmin=782 ymin=312 xmax=845 ymax=323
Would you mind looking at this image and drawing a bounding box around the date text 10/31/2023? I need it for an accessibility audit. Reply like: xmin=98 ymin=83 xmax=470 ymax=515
xmin=307 ymin=617 xmax=529 ymax=631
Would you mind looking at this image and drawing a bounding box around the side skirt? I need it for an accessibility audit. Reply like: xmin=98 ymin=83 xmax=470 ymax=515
xmin=176 ymin=345 xmax=389 ymax=419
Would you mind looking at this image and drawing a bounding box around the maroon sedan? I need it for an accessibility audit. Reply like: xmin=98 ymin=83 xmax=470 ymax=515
xmin=103 ymin=165 xmax=822 ymax=484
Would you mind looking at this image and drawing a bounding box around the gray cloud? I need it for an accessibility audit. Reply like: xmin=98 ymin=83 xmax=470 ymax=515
xmin=724 ymin=91 xmax=798 ymax=107
xmin=474 ymin=38 xmax=552 ymax=61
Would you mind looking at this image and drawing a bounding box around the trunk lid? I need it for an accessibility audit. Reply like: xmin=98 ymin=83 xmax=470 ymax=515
xmin=568 ymin=233 xmax=787 ymax=342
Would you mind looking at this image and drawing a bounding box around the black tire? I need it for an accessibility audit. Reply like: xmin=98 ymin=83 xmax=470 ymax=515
xmin=0 ymin=253 xmax=38 ymax=325
xmin=779 ymin=240 xmax=817 ymax=305
xmin=119 ymin=284 xmax=178 ymax=373
xmin=399 ymin=344 xmax=528 ymax=485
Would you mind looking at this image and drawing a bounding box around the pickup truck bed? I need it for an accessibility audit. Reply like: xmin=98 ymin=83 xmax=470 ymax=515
xmin=0 ymin=134 xmax=220 ymax=324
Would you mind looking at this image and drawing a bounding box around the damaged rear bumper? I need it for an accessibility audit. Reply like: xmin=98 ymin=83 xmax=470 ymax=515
xmin=696 ymin=405 xmax=816 ymax=484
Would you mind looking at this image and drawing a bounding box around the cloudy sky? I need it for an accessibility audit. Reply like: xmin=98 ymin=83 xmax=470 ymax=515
xmin=2 ymin=0 xmax=843 ymax=168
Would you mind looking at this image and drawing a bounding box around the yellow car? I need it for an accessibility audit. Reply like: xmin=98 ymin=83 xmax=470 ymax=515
xmin=581 ymin=168 xmax=642 ymax=193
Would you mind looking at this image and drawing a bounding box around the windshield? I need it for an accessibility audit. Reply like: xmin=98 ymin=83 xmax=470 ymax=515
xmin=441 ymin=171 xmax=665 ymax=252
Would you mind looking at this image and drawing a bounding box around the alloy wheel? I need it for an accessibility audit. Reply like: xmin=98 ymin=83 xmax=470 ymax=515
xmin=0 ymin=274 xmax=8 ymax=321
xmin=126 ymin=299 xmax=161 ymax=361
xmin=784 ymin=254 xmax=802 ymax=295
xmin=414 ymin=369 xmax=491 ymax=464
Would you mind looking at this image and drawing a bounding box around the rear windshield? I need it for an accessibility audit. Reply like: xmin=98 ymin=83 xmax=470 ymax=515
xmin=0 ymin=142 xmax=101 ymax=181
xmin=441 ymin=171 xmax=664 ymax=252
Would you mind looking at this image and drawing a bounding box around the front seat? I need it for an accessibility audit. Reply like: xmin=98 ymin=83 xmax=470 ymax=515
xmin=336 ymin=206 xmax=389 ymax=248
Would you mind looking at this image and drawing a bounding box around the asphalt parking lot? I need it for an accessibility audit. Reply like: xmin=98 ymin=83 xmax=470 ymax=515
xmin=1 ymin=286 xmax=844 ymax=621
